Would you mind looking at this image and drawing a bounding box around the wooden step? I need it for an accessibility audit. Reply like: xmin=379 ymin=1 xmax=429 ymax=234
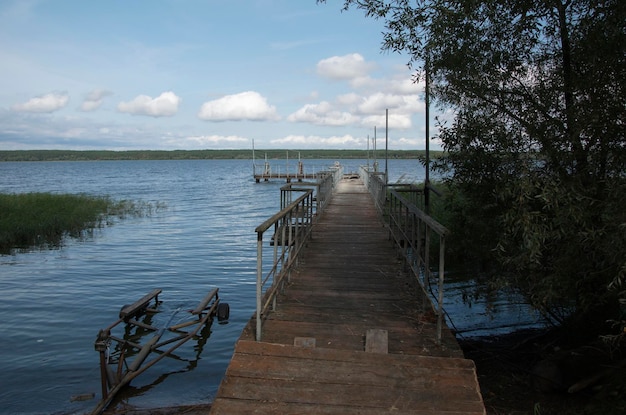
xmin=210 ymin=341 xmax=485 ymax=415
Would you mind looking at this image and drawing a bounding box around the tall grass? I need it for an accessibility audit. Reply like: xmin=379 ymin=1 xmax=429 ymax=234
xmin=0 ymin=193 xmax=157 ymax=253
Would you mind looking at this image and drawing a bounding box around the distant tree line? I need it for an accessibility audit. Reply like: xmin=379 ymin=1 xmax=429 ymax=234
xmin=0 ymin=149 xmax=441 ymax=162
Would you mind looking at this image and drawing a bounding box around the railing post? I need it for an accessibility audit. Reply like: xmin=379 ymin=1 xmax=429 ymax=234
xmin=424 ymin=227 xmax=430 ymax=288
xmin=254 ymin=189 xmax=317 ymax=342
xmin=256 ymin=231 xmax=263 ymax=341
xmin=437 ymin=236 xmax=445 ymax=345
xmin=374 ymin=186 xmax=449 ymax=346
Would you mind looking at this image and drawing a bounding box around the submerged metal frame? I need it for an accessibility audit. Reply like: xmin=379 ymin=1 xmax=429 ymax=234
xmin=91 ymin=288 xmax=223 ymax=415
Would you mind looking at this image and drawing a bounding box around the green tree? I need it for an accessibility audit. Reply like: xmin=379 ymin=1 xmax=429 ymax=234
xmin=321 ymin=0 xmax=626 ymax=328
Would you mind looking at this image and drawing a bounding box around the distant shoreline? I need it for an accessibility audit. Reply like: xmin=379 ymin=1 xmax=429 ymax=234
xmin=0 ymin=149 xmax=441 ymax=162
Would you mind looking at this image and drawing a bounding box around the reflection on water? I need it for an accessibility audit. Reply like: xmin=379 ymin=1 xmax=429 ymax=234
xmin=0 ymin=159 xmax=282 ymax=414
xmin=429 ymin=271 xmax=549 ymax=339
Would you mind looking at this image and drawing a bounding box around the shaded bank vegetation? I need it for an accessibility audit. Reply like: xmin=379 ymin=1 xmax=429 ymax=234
xmin=0 ymin=193 xmax=158 ymax=254
xmin=327 ymin=0 xmax=625 ymax=413
xmin=335 ymin=0 xmax=625 ymax=337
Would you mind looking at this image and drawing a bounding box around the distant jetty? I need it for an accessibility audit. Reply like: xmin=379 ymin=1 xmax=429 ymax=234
xmin=252 ymin=152 xmax=341 ymax=183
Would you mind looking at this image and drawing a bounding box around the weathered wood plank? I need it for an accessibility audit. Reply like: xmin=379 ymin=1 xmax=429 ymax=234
xmin=227 ymin=353 xmax=478 ymax=390
xmin=214 ymin=377 xmax=484 ymax=413
xmin=365 ymin=328 xmax=388 ymax=353
xmin=293 ymin=337 xmax=316 ymax=348
xmin=233 ymin=341 xmax=474 ymax=369
xmin=211 ymin=398 xmax=485 ymax=415
xmin=209 ymin=178 xmax=485 ymax=415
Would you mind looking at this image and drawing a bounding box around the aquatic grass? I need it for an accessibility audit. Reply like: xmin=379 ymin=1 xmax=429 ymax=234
xmin=0 ymin=192 xmax=159 ymax=253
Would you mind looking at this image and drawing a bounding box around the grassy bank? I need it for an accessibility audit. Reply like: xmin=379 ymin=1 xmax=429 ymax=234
xmin=0 ymin=192 xmax=152 ymax=253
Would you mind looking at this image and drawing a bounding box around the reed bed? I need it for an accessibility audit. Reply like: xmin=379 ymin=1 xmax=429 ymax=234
xmin=0 ymin=192 xmax=155 ymax=253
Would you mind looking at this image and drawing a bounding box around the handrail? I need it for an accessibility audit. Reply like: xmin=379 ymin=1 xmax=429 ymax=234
xmin=255 ymin=191 xmax=313 ymax=341
xmin=253 ymin=165 xmax=342 ymax=341
xmin=360 ymin=166 xmax=386 ymax=212
xmin=361 ymin=167 xmax=450 ymax=344
xmin=279 ymin=168 xmax=339 ymax=214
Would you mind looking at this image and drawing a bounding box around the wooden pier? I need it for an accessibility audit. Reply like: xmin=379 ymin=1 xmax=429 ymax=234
xmin=209 ymin=177 xmax=485 ymax=414
xmin=254 ymin=172 xmax=318 ymax=183
xmin=252 ymin=159 xmax=341 ymax=182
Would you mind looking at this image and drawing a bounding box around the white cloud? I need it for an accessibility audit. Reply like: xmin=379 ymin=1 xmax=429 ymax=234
xmin=336 ymin=93 xmax=360 ymax=106
xmin=197 ymin=91 xmax=279 ymax=121
xmin=289 ymin=90 xmax=422 ymax=129
xmin=12 ymin=92 xmax=69 ymax=113
xmin=316 ymin=53 xmax=373 ymax=80
xmin=270 ymin=134 xmax=363 ymax=148
xmin=358 ymin=93 xmax=405 ymax=115
xmin=362 ymin=113 xmax=413 ymax=129
xmin=395 ymin=136 xmax=422 ymax=147
xmin=80 ymin=89 xmax=113 ymax=112
xmin=389 ymin=77 xmax=423 ymax=95
xmin=117 ymin=91 xmax=181 ymax=117
xmin=358 ymin=93 xmax=423 ymax=116
xmin=184 ymin=134 xmax=249 ymax=147
xmin=287 ymin=101 xmax=359 ymax=126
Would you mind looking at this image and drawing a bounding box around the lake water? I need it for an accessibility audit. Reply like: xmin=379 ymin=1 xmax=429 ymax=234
xmin=0 ymin=158 xmax=544 ymax=414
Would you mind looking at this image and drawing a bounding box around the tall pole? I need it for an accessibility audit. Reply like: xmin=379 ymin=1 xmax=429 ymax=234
xmin=385 ymin=109 xmax=389 ymax=185
xmin=367 ymin=134 xmax=370 ymax=170
xmin=373 ymin=126 xmax=377 ymax=172
xmin=424 ymin=57 xmax=431 ymax=214
xmin=252 ymin=139 xmax=256 ymax=176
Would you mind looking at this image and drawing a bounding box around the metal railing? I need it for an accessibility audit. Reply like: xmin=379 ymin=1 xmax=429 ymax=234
xmin=255 ymin=191 xmax=313 ymax=341
xmin=280 ymin=166 xmax=342 ymax=214
xmin=360 ymin=166 xmax=386 ymax=211
xmin=254 ymin=165 xmax=342 ymax=341
xmin=361 ymin=168 xmax=449 ymax=344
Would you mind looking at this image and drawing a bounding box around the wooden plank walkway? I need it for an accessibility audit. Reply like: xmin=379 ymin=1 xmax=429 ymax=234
xmin=209 ymin=178 xmax=485 ymax=414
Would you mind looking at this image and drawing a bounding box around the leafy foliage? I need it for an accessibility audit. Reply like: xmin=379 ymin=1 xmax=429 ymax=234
xmin=324 ymin=0 xmax=626 ymax=328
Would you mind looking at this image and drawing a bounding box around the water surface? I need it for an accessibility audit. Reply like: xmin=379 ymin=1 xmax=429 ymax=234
xmin=0 ymin=158 xmax=543 ymax=414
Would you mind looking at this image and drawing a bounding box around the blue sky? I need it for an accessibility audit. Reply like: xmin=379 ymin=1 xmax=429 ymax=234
xmin=0 ymin=0 xmax=438 ymax=151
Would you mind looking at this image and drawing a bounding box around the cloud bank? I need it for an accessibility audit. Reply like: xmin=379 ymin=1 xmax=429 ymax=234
xmin=288 ymin=54 xmax=425 ymax=131
xmin=316 ymin=53 xmax=373 ymax=80
xmin=198 ymin=91 xmax=279 ymax=121
xmin=12 ymin=92 xmax=69 ymax=113
xmin=117 ymin=91 xmax=181 ymax=117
